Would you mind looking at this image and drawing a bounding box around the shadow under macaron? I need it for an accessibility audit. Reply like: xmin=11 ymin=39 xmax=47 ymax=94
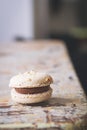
xmin=21 ymin=97 xmax=77 ymax=107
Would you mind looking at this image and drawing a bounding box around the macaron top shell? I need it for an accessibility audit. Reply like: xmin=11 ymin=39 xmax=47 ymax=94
xmin=9 ymin=71 xmax=53 ymax=88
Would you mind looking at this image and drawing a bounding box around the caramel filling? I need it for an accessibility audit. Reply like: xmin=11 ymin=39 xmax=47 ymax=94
xmin=15 ymin=86 xmax=50 ymax=94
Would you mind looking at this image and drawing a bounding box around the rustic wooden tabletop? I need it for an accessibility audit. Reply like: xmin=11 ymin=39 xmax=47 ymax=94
xmin=0 ymin=40 xmax=87 ymax=130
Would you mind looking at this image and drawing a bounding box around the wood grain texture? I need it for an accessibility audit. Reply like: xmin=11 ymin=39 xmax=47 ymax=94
xmin=0 ymin=40 xmax=87 ymax=130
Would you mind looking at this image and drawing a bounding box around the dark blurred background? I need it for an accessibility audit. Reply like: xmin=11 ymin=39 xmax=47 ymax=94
xmin=0 ymin=0 xmax=87 ymax=94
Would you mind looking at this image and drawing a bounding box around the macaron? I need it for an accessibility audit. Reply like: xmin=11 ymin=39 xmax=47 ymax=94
xmin=9 ymin=71 xmax=53 ymax=104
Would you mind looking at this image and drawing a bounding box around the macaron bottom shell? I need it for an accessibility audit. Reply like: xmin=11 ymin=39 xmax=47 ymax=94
xmin=11 ymin=88 xmax=52 ymax=104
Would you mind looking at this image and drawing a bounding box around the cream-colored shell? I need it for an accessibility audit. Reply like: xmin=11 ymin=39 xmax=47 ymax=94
xmin=11 ymin=88 xmax=52 ymax=104
xmin=9 ymin=71 xmax=53 ymax=88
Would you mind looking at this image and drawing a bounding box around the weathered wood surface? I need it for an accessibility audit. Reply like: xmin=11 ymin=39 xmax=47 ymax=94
xmin=0 ymin=40 xmax=87 ymax=130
